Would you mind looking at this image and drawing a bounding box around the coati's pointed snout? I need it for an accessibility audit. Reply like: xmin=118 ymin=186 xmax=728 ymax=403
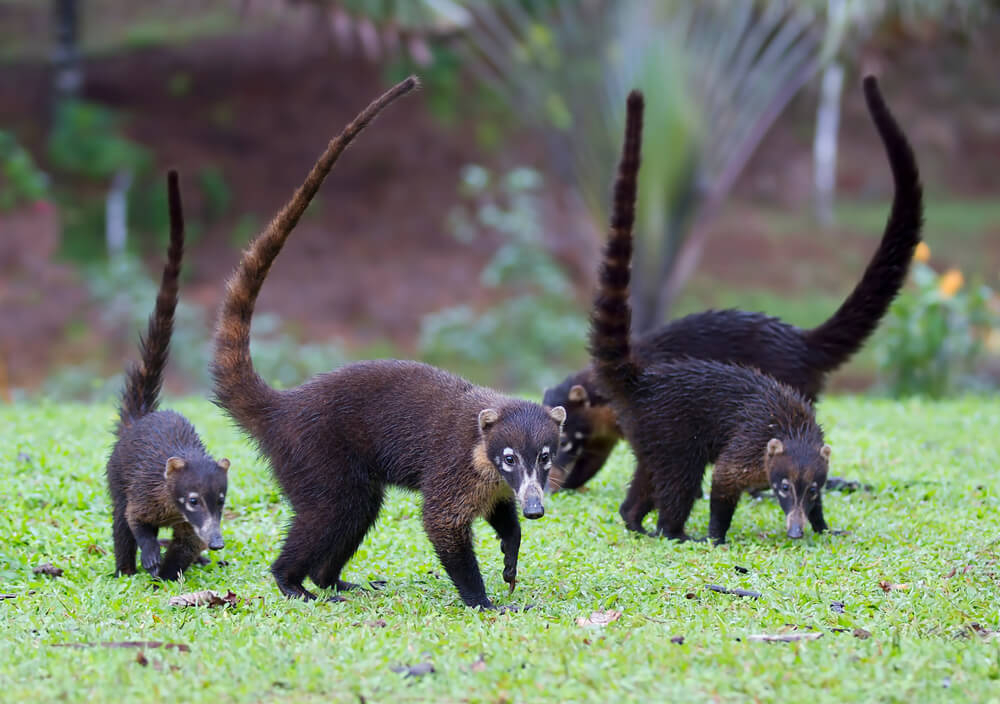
xmin=523 ymin=493 xmax=545 ymax=519
xmin=785 ymin=507 xmax=806 ymax=539
xmin=207 ymin=534 xmax=225 ymax=550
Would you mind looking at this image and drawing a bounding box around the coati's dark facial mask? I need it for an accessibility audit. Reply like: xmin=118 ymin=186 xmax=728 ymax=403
xmin=766 ymin=439 xmax=830 ymax=538
xmin=166 ymin=457 xmax=230 ymax=549
xmin=479 ymin=405 xmax=565 ymax=519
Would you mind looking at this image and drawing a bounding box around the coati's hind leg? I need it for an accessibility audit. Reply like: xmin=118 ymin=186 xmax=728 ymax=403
xmin=307 ymin=484 xmax=385 ymax=595
xmin=619 ymin=462 xmax=656 ymax=534
xmin=651 ymin=456 xmax=706 ymax=542
xmin=157 ymin=524 xmax=205 ymax=581
xmin=112 ymin=501 xmax=137 ymax=576
xmin=423 ymin=496 xmax=491 ymax=609
xmin=485 ymin=498 xmax=520 ymax=593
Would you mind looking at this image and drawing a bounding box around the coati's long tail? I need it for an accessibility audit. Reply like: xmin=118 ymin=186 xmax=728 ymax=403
xmin=803 ymin=75 xmax=923 ymax=372
xmin=588 ymin=90 xmax=644 ymax=398
xmin=117 ymin=170 xmax=184 ymax=430
xmin=211 ymin=77 xmax=418 ymax=436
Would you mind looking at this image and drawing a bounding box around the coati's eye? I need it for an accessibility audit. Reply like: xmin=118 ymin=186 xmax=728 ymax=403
xmin=779 ymin=479 xmax=791 ymax=494
xmin=188 ymin=496 xmax=199 ymax=507
xmin=540 ymin=451 xmax=551 ymax=465
xmin=503 ymin=454 xmax=516 ymax=466
xmin=808 ymin=485 xmax=818 ymax=497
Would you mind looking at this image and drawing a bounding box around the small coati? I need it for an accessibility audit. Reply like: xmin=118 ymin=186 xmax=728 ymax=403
xmin=546 ymin=76 xmax=923 ymax=492
xmin=591 ymin=89 xmax=833 ymax=543
xmin=210 ymin=77 xmax=566 ymax=609
xmin=106 ymin=171 xmax=231 ymax=579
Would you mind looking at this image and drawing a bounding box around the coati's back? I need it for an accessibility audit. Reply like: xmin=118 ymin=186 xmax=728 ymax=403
xmin=107 ymin=410 xmax=208 ymax=497
xmin=258 ymin=359 xmax=540 ymax=495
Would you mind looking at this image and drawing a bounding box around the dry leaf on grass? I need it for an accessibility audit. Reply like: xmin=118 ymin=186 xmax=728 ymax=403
xmin=576 ymin=610 xmax=622 ymax=627
xmin=52 ymin=641 xmax=190 ymax=652
xmin=878 ymin=580 xmax=910 ymax=592
xmin=33 ymin=563 xmax=63 ymax=578
xmin=168 ymin=590 xmax=239 ymax=608
xmin=747 ymin=632 xmax=824 ymax=643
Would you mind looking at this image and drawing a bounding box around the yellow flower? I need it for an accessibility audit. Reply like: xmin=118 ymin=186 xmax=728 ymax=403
xmin=938 ymin=269 xmax=964 ymax=299
xmin=913 ymin=242 xmax=931 ymax=263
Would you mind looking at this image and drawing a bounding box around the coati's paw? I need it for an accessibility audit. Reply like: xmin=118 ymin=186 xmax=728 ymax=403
xmin=335 ymin=580 xmax=361 ymax=592
xmin=194 ymin=554 xmax=211 ymax=567
xmin=325 ymin=594 xmax=347 ymax=603
xmin=495 ymin=603 xmax=534 ymax=614
xmin=502 ymin=567 xmax=517 ymax=592
xmin=368 ymin=580 xmax=388 ymax=590
xmin=140 ymin=549 xmax=161 ymax=573
xmin=275 ymin=578 xmax=317 ymax=601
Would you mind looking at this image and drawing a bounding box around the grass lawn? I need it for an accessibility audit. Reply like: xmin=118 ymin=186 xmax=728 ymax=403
xmin=2 ymin=396 xmax=999 ymax=702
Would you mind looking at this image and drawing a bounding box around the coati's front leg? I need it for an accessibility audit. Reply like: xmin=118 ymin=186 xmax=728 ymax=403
xmin=157 ymin=524 xmax=205 ymax=580
xmin=707 ymin=487 xmax=741 ymax=545
xmin=561 ymin=437 xmax=618 ymax=491
xmin=485 ymin=498 xmax=520 ymax=593
xmin=807 ymin=496 xmax=829 ymax=534
xmin=126 ymin=508 xmax=161 ymax=574
xmin=423 ymin=502 xmax=491 ymax=608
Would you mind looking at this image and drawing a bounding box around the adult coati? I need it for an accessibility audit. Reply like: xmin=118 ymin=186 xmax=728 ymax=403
xmin=210 ymin=77 xmax=566 ymax=609
xmin=106 ymin=171 xmax=231 ymax=579
xmin=592 ymin=89 xmax=833 ymax=543
xmin=546 ymin=76 xmax=923 ymax=492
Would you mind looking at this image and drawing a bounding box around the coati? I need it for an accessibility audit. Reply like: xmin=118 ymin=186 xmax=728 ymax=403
xmin=546 ymin=76 xmax=923 ymax=492
xmin=591 ymin=89 xmax=833 ymax=543
xmin=106 ymin=171 xmax=231 ymax=579
xmin=210 ymin=77 xmax=566 ymax=609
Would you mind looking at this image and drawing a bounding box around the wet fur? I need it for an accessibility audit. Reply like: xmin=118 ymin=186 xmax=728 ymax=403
xmin=106 ymin=171 xmax=230 ymax=579
xmin=548 ymin=76 xmax=922 ymax=490
xmin=590 ymin=90 xmax=831 ymax=543
xmin=211 ymin=78 xmax=563 ymax=608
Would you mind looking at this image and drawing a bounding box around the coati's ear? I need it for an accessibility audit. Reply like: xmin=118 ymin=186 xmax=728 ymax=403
xmin=820 ymin=444 xmax=832 ymax=461
xmin=164 ymin=457 xmax=186 ymax=479
xmin=568 ymin=385 xmax=589 ymax=405
xmin=766 ymin=439 xmax=784 ymax=457
xmin=548 ymin=405 xmax=567 ymax=427
xmin=478 ymin=408 xmax=500 ymax=434
xmin=217 ymin=458 xmax=231 ymax=472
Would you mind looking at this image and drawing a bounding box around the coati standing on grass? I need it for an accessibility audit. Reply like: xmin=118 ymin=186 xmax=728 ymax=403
xmin=591 ymin=89 xmax=833 ymax=543
xmin=211 ymin=77 xmax=566 ymax=609
xmin=547 ymin=76 xmax=923 ymax=492
xmin=106 ymin=171 xmax=231 ymax=579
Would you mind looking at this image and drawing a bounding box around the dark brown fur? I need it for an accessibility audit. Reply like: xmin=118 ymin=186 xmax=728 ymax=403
xmin=590 ymin=90 xmax=832 ymax=543
xmin=547 ymin=76 xmax=922 ymax=491
xmin=210 ymin=78 xmax=566 ymax=608
xmin=107 ymin=171 xmax=231 ymax=579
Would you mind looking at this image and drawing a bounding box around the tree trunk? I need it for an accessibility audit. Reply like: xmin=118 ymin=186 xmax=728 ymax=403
xmin=52 ymin=0 xmax=82 ymax=104
xmin=813 ymin=60 xmax=844 ymax=226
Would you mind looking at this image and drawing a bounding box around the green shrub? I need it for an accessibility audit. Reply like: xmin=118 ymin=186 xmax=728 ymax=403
xmin=47 ymin=100 xmax=149 ymax=180
xmin=419 ymin=165 xmax=587 ymax=390
xmin=0 ymin=130 xmax=48 ymax=210
xmin=877 ymin=247 xmax=998 ymax=398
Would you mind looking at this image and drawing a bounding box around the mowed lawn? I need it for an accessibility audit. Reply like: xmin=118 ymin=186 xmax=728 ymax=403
xmin=2 ymin=396 xmax=999 ymax=702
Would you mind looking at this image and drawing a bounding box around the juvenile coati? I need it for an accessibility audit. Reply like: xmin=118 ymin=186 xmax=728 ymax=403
xmin=106 ymin=171 xmax=231 ymax=579
xmin=591 ymin=89 xmax=833 ymax=543
xmin=547 ymin=76 xmax=922 ymax=492
xmin=211 ymin=77 xmax=566 ymax=609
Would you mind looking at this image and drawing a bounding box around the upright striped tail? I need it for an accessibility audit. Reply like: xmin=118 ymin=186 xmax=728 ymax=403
xmin=588 ymin=90 xmax=644 ymax=398
xmin=117 ymin=170 xmax=184 ymax=430
xmin=804 ymin=75 xmax=924 ymax=372
xmin=211 ymin=76 xmax=419 ymax=436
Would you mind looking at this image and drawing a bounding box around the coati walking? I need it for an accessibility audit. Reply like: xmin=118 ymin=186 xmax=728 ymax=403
xmin=211 ymin=77 xmax=566 ymax=608
xmin=592 ymin=89 xmax=833 ymax=543
xmin=106 ymin=171 xmax=231 ymax=579
xmin=547 ymin=76 xmax=923 ymax=492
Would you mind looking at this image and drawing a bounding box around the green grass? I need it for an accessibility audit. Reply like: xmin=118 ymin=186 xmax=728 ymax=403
xmin=2 ymin=397 xmax=1000 ymax=702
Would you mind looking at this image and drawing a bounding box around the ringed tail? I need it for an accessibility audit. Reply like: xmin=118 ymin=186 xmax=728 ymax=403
xmin=211 ymin=77 xmax=419 ymax=435
xmin=588 ymin=90 xmax=644 ymax=398
xmin=804 ymin=75 xmax=924 ymax=372
xmin=118 ymin=170 xmax=184 ymax=430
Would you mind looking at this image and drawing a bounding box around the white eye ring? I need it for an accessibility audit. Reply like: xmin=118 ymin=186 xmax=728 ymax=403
xmin=502 ymin=450 xmax=515 ymax=472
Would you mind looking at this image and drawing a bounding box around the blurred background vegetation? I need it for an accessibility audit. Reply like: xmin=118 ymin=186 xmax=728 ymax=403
xmin=0 ymin=0 xmax=998 ymax=402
